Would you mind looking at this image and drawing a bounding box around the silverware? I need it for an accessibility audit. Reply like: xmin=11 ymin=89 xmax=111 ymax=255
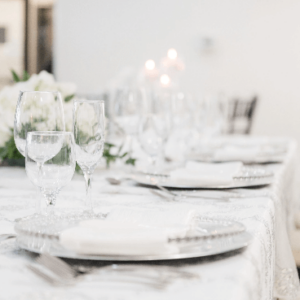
xmin=150 ymin=189 xmax=176 ymax=202
xmin=34 ymin=252 xmax=199 ymax=289
xmin=4 ymin=217 xmax=23 ymax=223
xmin=0 ymin=233 xmax=16 ymax=242
xmin=106 ymin=177 xmax=123 ymax=185
xmin=26 ymin=264 xmax=66 ymax=286
xmin=106 ymin=177 xmax=132 ymax=185
xmin=34 ymin=253 xmax=166 ymax=289
xmin=106 ymin=175 xmax=266 ymax=201
xmin=36 ymin=253 xmax=77 ymax=280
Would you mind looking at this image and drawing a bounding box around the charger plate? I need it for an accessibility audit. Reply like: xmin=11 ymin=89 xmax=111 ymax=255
xmin=15 ymin=214 xmax=252 ymax=261
xmin=131 ymin=167 xmax=274 ymax=189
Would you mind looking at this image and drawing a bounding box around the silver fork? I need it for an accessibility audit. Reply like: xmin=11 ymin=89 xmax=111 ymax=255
xmin=26 ymin=264 xmax=67 ymax=286
xmin=35 ymin=253 xmax=171 ymax=289
xmin=0 ymin=234 xmax=16 ymax=242
xmin=36 ymin=253 xmax=77 ymax=281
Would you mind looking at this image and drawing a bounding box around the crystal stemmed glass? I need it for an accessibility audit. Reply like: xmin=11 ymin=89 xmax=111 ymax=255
xmin=14 ymin=91 xmax=65 ymax=155
xmin=138 ymin=114 xmax=164 ymax=172
xmin=73 ymin=100 xmax=105 ymax=213
xmin=151 ymin=92 xmax=173 ymax=162
xmin=25 ymin=131 xmax=76 ymax=215
xmin=113 ymin=87 xmax=146 ymax=155
xmin=14 ymin=91 xmax=65 ymax=212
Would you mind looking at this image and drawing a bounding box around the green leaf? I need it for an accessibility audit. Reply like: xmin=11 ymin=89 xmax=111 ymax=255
xmin=120 ymin=152 xmax=128 ymax=158
xmin=105 ymin=142 xmax=115 ymax=149
xmin=23 ymin=70 xmax=30 ymax=81
xmin=0 ymin=129 xmax=24 ymax=161
xmin=64 ymin=94 xmax=75 ymax=102
xmin=125 ymin=157 xmax=136 ymax=166
xmin=11 ymin=70 xmax=20 ymax=82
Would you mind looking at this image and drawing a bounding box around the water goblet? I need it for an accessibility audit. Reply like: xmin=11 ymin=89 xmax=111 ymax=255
xmin=138 ymin=114 xmax=164 ymax=172
xmin=14 ymin=91 xmax=65 ymax=156
xmin=151 ymin=92 xmax=173 ymax=162
xmin=25 ymin=131 xmax=76 ymax=215
xmin=113 ymin=87 xmax=147 ymax=154
xmin=73 ymin=100 xmax=105 ymax=213
xmin=14 ymin=91 xmax=65 ymax=213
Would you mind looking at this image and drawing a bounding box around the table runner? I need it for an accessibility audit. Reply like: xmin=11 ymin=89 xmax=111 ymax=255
xmin=0 ymin=138 xmax=299 ymax=299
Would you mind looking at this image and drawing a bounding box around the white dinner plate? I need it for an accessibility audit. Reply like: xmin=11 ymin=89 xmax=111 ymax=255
xmin=131 ymin=167 xmax=274 ymax=189
xmin=187 ymin=152 xmax=285 ymax=164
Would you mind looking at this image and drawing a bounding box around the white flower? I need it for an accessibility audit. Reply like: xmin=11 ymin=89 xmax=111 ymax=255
xmin=64 ymin=100 xmax=74 ymax=131
xmin=0 ymin=70 xmax=77 ymax=147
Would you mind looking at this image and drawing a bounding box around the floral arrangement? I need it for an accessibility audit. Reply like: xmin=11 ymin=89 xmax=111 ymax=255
xmin=0 ymin=70 xmax=135 ymax=168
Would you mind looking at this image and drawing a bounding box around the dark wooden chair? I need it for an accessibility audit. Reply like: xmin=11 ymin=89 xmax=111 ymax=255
xmin=227 ymin=96 xmax=258 ymax=134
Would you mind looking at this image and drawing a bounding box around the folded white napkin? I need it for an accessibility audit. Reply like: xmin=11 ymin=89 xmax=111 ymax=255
xmin=190 ymin=136 xmax=288 ymax=162
xmin=213 ymin=146 xmax=260 ymax=161
xmin=169 ymin=161 xmax=242 ymax=187
xmin=60 ymin=207 xmax=196 ymax=255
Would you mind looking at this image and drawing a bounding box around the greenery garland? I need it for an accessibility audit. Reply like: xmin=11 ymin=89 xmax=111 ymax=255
xmin=0 ymin=70 xmax=136 ymax=169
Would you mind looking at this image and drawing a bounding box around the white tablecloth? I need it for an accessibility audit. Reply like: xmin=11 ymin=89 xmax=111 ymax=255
xmin=0 ymin=138 xmax=299 ymax=300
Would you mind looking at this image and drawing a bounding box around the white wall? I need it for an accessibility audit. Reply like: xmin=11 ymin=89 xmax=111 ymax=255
xmin=54 ymin=0 xmax=300 ymax=141
xmin=0 ymin=0 xmax=24 ymax=87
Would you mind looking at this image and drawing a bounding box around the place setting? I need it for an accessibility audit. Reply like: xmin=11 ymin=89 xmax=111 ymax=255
xmin=1 ymin=86 xmax=258 ymax=277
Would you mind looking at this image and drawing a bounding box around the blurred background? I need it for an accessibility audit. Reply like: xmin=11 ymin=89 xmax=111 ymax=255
xmin=1 ymin=0 xmax=300 ymax=141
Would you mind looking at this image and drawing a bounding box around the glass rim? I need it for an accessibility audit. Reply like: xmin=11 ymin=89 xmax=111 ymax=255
xmin=27 ymin=131 xmax=72 ymax=136
xmin=19 ymin=91 xmax=61 ymax=94
xmin=74 ymin=99 xmax=105 ymax=103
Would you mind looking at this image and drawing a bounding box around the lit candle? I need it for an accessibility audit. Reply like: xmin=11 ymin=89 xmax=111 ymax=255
xmin=144 ymin=59 xmax=159 ymax=80
xmin=145 ymin=60 xmax=155 ymax=70
xmin=167 ymin=48 xmax=177 ymax=60
xmin=160 ymin=74 xmax=171 ymax=87
xmin=162 ymin=48 xmax=185 ymax=71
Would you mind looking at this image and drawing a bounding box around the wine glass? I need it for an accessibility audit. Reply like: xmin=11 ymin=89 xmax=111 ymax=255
xmin=14 ymin=91 xmax=65 ymax=212
xmin=14 ymin=91 xmax=65 ymax=156
xmin=113 ymin=87 xmax=147 ymax=154
xmin=25 ymin=131 xmax=76 ymax=215
xmin=138 ymin=114 xmax=164 ymax=172
xmin=201 ymin=94 xmax=224 ymax=138
xmin=73 ymin=100 xmax=105 ymax=212
xmin=151 ymin=92 xmax=173 ymax=162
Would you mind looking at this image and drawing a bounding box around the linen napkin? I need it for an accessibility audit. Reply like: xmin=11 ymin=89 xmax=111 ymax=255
xmin=169 ymin=161 xmax=242 ymax=187
xmin=213 ymin=144 xmax=286 ymax=162
xmin=60 ymin=207 xmax=196 ymax=255
xmin=213 ymin=146 xmax=261 ymax=161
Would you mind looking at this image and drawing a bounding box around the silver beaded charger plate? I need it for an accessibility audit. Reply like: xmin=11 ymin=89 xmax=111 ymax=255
xmin=187 ymin=153 xmax=285 ymax=164
xmin=15 ymin=214 xmax=252 ymax=261
xmin=131 ymin=167 xmax=274 ymax=189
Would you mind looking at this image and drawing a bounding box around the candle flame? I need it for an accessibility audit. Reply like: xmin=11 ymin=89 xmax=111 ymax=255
xmin=160 ymin=74 xmax=170 ymax=86
xmin=145 ymin=60 xmax=155 ymax=70
xmin=167 ymin=48 xmax=177 ymax=60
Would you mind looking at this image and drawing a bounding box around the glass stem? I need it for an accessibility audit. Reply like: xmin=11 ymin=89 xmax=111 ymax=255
xmin=46 ymin=202 xmax=55 ymax=215
xmin=43 ymin=191 xmax=58 ymax=216
xmin=84 ymin=171 xmax=93 ymax=211
xmin=36 ymin=162 xmax=44 ymax=214
xmin=128 ymin=135 xmax=133 ymax=157
xmin=150 ymin=155 xmax=158 ymax=173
